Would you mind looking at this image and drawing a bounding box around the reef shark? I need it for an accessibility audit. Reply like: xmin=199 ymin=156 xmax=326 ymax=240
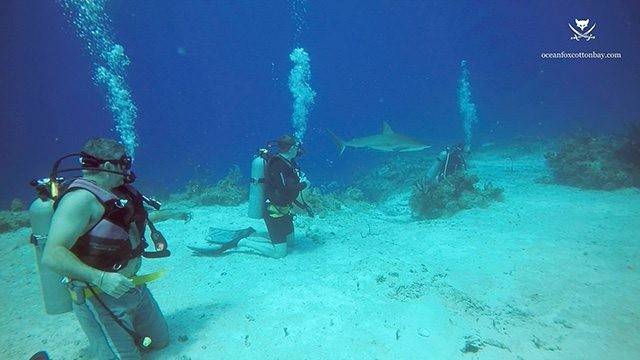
xmin=328 ymin=121 xmax=431 ymax=155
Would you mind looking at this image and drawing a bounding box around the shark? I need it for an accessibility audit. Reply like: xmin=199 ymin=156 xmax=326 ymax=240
xmin=328 ymin=121 xmax=431 ymax=155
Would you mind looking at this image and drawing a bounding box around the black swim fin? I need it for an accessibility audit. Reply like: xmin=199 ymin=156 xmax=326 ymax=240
xmin=190 ymin=227 xmax=256 ymax=257
xmin=30 ymin=352 xmax=50 ymax=360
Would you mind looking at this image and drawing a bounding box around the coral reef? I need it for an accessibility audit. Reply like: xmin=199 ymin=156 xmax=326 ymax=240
xmin=0 ymin=199 xmax=30 ymax=233
xmin=354 ymin=153 xmax=431 ymax=202
xmin=545 ymin=133 xmax=640 ymax=189
xmin=410 ymin=173 xmax=503 ymax=219
xmin=0 ymin=211 xmax=30 ymax=234
xmin=10 ymin=199 xmax=24 ymax=212
xmin=172 ymin=166 xmax=248 ymax=206
xmin=294 ymin=186 xmax=370 ymax=218
xmin=617 ymin=122 xmax=640 ymax=169
xmin=339 ymin=186 xmax=367 ymax=204
xmin=296 ymin=187 xmax=343 ymax=217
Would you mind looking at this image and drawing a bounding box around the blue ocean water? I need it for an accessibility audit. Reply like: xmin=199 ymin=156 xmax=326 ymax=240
xmin=1 ymin=0 xmax=638 ymax=205
xmin=2 ymin=3 xmax=640 ymax=359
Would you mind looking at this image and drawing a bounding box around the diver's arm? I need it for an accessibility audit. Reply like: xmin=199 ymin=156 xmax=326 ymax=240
xmin=270 ymin=161 xmax=304 ymax=191
xmin=280 ymin=165 xmax=307 ymax=192
xmin=43 ymin=190 xmax=134 ymax=297
xmin=42 ymin=190 xmax=103 ymax=285
xmin=288 ymin=176 xmax=307 ymax=191
xmin=278 ymin=170 xmax=306 ymax=205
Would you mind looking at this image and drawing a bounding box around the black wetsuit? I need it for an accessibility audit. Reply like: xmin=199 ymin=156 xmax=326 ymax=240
xmin=263 ymin=155 xmax=307 ymax=244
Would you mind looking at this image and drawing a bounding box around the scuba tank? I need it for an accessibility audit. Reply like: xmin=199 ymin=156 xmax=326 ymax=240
xmin=27 ymin=149 xmax=171 ymax=353
xmin=247 ymin=140 xmax=314 ymax=219
xmin=248 ymin=149 xmax=268 ymax=219
xmin=425 ymin=144 xmax=468 ymax=184
xmin=26 ymin=152 xmax=168 ymax=316
xmin=28 ymin=178 xmax=72 ymax=315
xmin=425 ymin=150 xmax=448 ymax=185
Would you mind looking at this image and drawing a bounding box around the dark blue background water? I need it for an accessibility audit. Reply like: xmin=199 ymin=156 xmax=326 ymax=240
xmin=2 ymin=1 xmax=639 ymax=207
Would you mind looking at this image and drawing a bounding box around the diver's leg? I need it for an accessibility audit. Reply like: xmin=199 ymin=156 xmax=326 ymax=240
xmin=253 ymin=229 xmax=270 ymax=239
xmin=237 ymin=215 xmax=292 ymax=258
xmin=132 ymin=285 xmax=169 ymax=351
xmin=72 ymin=297 xmax=114 ymax=359
xmin=286 ymin=230 xmax=296 ymax=249
xmin=72 ymin=285 xmax=141 ymax=360
xmin=236 ymin=238 xmax=287 ymax=258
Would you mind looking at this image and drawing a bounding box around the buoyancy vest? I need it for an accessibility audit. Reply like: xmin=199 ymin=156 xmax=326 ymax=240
xmin=59 ymin=178 xmax=148 ymax=272
xmin=264 ymin=155 xmax=303 ymax=206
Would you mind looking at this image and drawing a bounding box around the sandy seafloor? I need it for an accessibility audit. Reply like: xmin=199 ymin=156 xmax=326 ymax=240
xmin=1 ymin=149 xmax=639 ymax=360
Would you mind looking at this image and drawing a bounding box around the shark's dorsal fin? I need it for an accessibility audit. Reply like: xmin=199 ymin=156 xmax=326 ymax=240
xmin=382 ymin=121 xmax=394 ymax=135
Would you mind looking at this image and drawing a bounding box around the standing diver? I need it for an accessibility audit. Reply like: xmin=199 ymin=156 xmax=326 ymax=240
xmin=40 ymin=138 xmax=169 ymax=359
xmin=189 ymin=134 xmax=311 ymax=258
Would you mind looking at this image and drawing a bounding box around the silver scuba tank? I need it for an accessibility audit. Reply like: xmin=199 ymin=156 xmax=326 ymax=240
xmin=425 ymin=150 xmax=448 ymax=184
xmin=29 ymin=198 xmax=72 ymax=315
xmin=248 ymin=151 xmax=267 ymax=219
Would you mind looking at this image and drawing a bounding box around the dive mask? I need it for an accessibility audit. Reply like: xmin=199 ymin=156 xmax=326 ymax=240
xmin=49 ymin=152 xmax=136 ymax=184
xmin=80 ymin=152 xmax=132 ymax=171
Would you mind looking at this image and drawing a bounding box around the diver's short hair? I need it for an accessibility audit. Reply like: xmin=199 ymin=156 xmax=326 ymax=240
xmin=277 ymin=134 xmax=297 ymax=152
xmin=82 ymin=138 xmax=126 ymax=160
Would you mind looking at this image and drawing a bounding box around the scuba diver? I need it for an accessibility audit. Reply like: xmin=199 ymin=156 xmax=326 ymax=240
xmin=35 ymin=138 xmax=170 ymax=360
xmin=189 ymin=134 xmax=312 ymax=258
xmin=424 ymin=143 xmax=468 ymax=184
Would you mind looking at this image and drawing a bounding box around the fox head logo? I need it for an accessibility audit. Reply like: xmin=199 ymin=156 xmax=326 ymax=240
xmin=574 ymin=19 xmax=589 ymax=31
xmin=569 ymin=18 xmax=596 ymax=41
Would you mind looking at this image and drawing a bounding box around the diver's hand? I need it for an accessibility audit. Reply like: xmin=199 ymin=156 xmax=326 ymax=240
xmin=96 ymin=271 xmax=134 ymax=298
xmin=299 ymin=174 xmax=311 ymax=189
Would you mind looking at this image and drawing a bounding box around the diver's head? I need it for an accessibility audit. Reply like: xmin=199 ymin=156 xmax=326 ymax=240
xmin=80 ymin=138 xmax=133 ymax=188
xmin=277 ymin=134 xmax=304 ymax=160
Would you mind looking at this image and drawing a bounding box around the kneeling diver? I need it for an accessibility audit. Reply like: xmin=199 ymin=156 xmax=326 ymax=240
xmin=424 ymin=143 xmax=468 ymax=184
xmin=189 ymin=134 xmax=313 ymax=258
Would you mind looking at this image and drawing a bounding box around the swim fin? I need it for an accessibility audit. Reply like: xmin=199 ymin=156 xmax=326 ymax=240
xmin=30 ymin=352 xmax=50 ymax=360
xmin=206 ymin=227 xmax=244 ymax=245
xmin=190 ymin=227 xmax=256 ymax=257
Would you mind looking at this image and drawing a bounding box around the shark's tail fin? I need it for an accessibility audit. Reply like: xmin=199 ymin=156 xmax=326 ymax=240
xmin=326 ymin=129 xmax=346 ymax=156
